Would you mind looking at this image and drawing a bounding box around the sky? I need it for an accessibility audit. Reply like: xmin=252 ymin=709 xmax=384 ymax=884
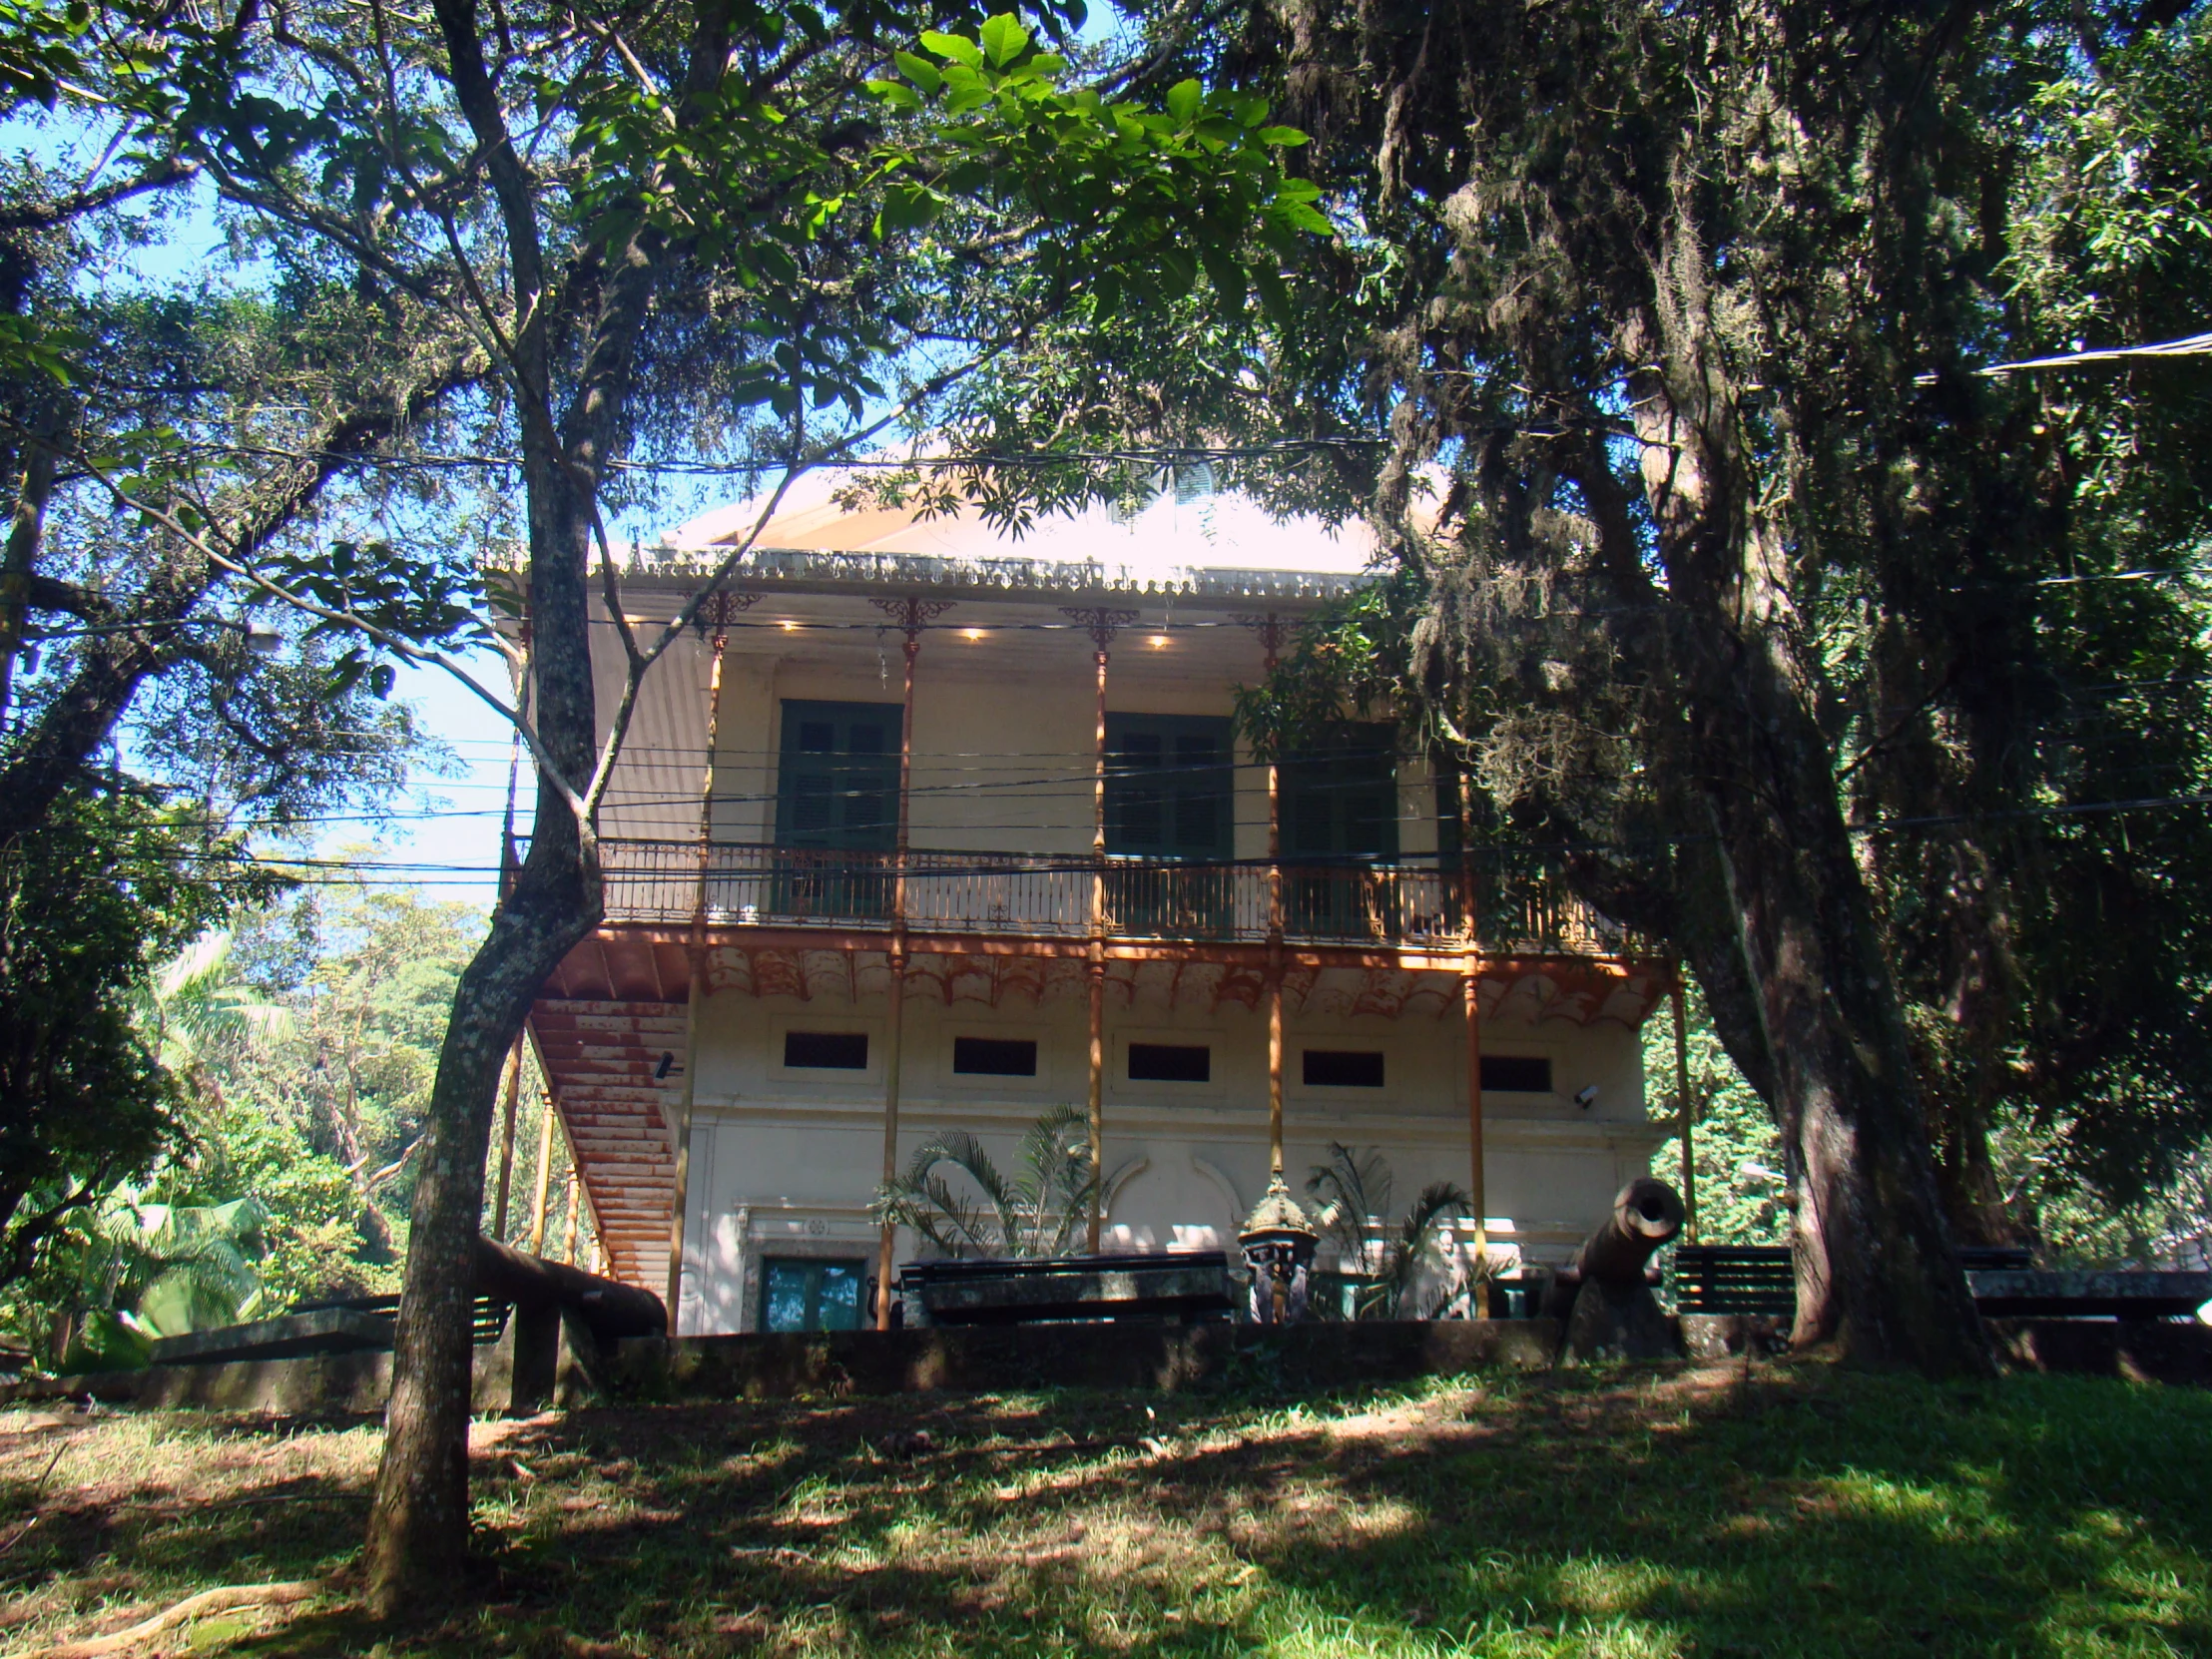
xmin=345 ymin=656 xmax=524 ymax=912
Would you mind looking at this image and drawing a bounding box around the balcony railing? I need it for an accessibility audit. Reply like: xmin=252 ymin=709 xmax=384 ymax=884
xmin=597 ymin=840 xmax=1650 ymax=959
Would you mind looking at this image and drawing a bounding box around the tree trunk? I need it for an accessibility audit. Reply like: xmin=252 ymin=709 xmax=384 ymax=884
xmin=361 ymin=467 xmax=603 ymax=1613
xmin=1693 ymin=657 xmax=1993 ymax=1375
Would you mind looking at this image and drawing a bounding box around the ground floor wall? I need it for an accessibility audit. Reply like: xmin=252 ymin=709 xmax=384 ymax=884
xmin=666 ymin=983 xmax=1668 ymax=1335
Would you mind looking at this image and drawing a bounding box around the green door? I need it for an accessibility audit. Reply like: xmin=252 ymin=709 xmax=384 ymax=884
xmin=1103 ymin=714 xmax=1235 ymax=937
xmin=773 ymin=700 xmax=898 ymax=920
xmin=1281 ymin=723 xmax=1398 ymax=938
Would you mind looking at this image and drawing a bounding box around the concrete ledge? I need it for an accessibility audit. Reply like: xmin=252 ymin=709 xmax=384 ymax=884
xmin=0 ymin=1332 xmax=525 ymax=1416
xmin=1680 ymin=1314 xmax=1792 ymax=1359
xmin=13 ymin=1315 xmax=2207 ymax=1412
xmin=616 ymin=1319 xmax=1564 ymax=1398
xmin=150 ymin=1308 xmax=397 ymax=1367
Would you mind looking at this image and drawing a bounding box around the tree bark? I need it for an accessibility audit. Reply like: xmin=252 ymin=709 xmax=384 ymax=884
xmin=1688 ymin=633 xmax=1992 ymax=1374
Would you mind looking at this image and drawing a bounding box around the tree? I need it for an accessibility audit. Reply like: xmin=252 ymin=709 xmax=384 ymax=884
xmin=1002 ymin=0 xmax=2207 ymax=1376
xmin=0 ymin=787 xmax=276 ymax=1292
xmin=49 ymin=0 xmax=1318 ymax=1604
xmin=1644 ymin=987 xmax=1789 ymax=1249
xmin=197 ymin=885 xmax=492 ymax=1280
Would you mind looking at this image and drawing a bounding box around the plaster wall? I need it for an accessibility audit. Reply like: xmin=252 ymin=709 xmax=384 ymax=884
xmin=669 ymin=983 xmax=1663 ymax=1334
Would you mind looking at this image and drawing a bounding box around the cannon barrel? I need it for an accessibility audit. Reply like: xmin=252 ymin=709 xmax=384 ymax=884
xmin=1573 ymin=1178 xmax=1686 ymax=1289
xmin=471 ymin=1235 xmax=668 ymax=1342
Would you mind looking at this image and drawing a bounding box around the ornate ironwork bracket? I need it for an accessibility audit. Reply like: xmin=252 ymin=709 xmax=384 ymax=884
xmin=1061 ymin=606 xmax=1139 ymax=652
xmin=1232 ymin=611 xmax=1292 ymax=670
xmin=691 ymin=587 xmax=760 ymax=644
xmin=872 ymin=596 xmax=956 ymax=640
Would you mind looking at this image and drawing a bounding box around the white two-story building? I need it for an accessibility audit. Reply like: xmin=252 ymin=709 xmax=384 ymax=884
xmin=521 ymin=471 xmax=1676 ymax=1334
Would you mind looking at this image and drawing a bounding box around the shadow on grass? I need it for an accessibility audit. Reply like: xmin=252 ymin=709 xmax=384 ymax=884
xmin=7 ymin=1365 xmax=2211 ymax=1657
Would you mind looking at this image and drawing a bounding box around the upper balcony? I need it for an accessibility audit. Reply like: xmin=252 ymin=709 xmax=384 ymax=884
xmin=596 ymin=838 xmax=1653 ymax=962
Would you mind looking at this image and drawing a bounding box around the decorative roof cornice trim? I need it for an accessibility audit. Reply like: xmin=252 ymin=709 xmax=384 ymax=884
xmin=623 ymin=545 xmax=1372 ymax=603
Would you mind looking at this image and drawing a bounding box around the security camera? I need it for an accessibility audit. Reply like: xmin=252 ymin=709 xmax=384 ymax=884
xmin=1573 ymin=1085 xmax=1598 ymax=1110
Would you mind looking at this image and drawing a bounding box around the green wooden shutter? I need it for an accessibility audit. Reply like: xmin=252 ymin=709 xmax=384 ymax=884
xmin=776 ymin=701 xmax=899 ymax=850
xmin=1105 ymin=714 xmax=1233 ymax=859
xmin=1103 ymin=714 xmax=1235 ymax=938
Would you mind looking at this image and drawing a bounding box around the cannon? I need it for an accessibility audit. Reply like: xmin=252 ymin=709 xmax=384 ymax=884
xmin=1547 ymin=1178 xmax=1685 ymax=1360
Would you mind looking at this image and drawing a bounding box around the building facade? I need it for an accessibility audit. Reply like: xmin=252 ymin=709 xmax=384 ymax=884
xmin=522 ymin=474 xmax=1680 ymax=1334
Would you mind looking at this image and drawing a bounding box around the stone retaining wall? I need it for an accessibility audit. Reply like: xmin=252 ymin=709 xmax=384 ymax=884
xmin=4 ymin=1316 xmax=2205 ymax=1412
xmin=617 ymin=1319 xmax=1563 ymax=1400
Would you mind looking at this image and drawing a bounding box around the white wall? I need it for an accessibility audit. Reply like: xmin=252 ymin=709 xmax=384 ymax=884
xmin=672 ymin=981 xmax=1663 ymax=1333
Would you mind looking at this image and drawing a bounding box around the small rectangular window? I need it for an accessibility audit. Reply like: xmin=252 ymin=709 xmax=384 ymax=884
xmin=1304 ymin=1049 xmax=1385 ymax=1088
xmin=1128 ymin=1042 xmax=1210 ymax=1083
xmin=1481 ymin=1055 xmax=1552 ymax=1093
xmin=953 ymin=1036 xmax=1038 ymax=1077
xmin=785 ymin=1030 xmax=867 ymax=1070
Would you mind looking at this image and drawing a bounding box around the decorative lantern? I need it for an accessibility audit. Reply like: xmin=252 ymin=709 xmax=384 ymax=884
xmin=1239 ymin=1177 xmax=1319 ymax=1325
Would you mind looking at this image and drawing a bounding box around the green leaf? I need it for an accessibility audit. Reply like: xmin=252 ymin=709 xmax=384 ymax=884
xmin=891 ymin=50 xmax=941 ymax=95
xmin=979 ymin=13 xmax=1030 ymax=68
xmin=1258 ymin=126 xmax=1309 ymax=147
xmin=919 ymin=30 xmax=982 ymax=68
xmin=866 ymin=78 xmax=921 ymax=111
xmin=1166 ymin=79 xmax=1202 ymax=125
xmin=875 ymin=182 xmax=945 ymax=236
xmin=1199 ymin=243 xmax=1248 ymax=312
xmin=1253 ymin=263 xmax=1292 ymax=325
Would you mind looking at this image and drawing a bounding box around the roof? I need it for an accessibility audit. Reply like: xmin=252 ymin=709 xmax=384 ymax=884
xmin=637 ymin=467 xmax=1384 ymax=601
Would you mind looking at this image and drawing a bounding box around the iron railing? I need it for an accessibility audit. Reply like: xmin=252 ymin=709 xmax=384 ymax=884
xmin=597 ymin=839 xmax=1650 ymax=959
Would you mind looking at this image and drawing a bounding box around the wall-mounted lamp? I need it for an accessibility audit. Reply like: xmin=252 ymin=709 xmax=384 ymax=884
xmin=1574 ymin=1085 xmax=1598 ymax=1111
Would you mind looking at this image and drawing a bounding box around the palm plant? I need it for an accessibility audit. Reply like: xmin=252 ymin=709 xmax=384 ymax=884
xmin=1307 ymin=1143 xmax=1474 ymax=1319
xmin=142 ymin=931 xmax=292 ymax=1076
xmin=873 ymin=1105 xmax=1138 ymax=1259
xmin=38 ymin=1189 xmax=270 ymax=1372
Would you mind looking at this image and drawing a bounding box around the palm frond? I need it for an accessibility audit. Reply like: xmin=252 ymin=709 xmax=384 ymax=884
xmin=873 ymin=1108 xmax=1107 ymax=1261
xmin=1306 ymin=1143 xmax=1392 ymax=1270
xmin=145 ymin=931 xmax=293 ymax=1066
xmin=1382 ymin=1181 xmax=1472 ymax=1319
xmin=873 ymin=1172 xmax=998 ymax=1258
xmin=1018 ymin=1105 xmax=1095 ymax=1253
xmin=903 ymin=1128 xmax=1026 ymax=1248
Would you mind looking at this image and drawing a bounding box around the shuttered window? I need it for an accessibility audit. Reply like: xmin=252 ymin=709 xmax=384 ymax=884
xmin=775 ymin=701 xmax=899 ymax=850
xmin=1104 ymin=714 xmax=1234 ymax=860
xmin=1281 ymin=722 xmax=1398 ymax=859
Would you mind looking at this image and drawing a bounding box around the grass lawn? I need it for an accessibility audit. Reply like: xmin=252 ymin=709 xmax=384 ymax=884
xmin=0 ymin=1360 xmax=2206 ymax=1656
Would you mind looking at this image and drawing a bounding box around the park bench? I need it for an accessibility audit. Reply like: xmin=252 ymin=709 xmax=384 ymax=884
xmin=1672 ymin=1247 xmax=2052 ymax=1327
xmin=896 ymin=1250 xmax=1235 ymax=1328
